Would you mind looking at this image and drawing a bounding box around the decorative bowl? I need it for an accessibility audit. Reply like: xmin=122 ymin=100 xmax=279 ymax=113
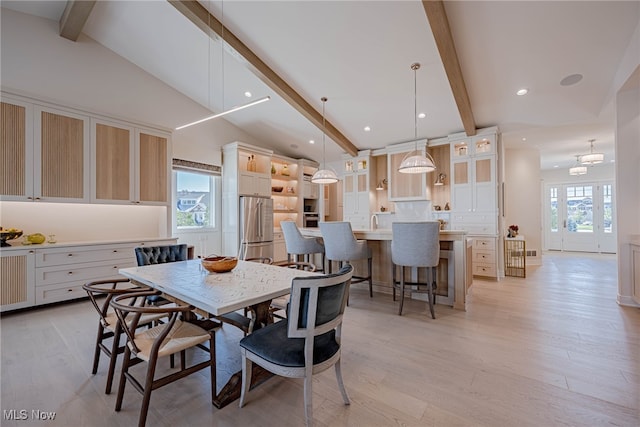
xmin=271 ymin=186 xmax=283 ymax=193
xmin=0 ymin=229 xmax=23 ymax=247
xmin=202 ymin=256 xmax=238 ymax=273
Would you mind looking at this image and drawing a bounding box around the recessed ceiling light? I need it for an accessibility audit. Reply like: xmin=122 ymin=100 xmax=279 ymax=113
xmin=244 ymin=91 xmax=252 ymax=97
xmin=521 ymin=137 xmax=527 ymax=142
xmin=418 ymin=113 xmax=426 ymax=119
xmin=309 ymin=140 xmax=315 ymax=144
xmin=364 ymin=126 xmax=371 ymax=132
xmin=560 ymin=74 xmax=583 ymax=87
xmin=554 ymin=165 xmax=559 ymax=168
xmin=516 ymin=88 xmax=529 ymax=96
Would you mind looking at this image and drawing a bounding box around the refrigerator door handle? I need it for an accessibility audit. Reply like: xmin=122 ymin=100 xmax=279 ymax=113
xmin=257 ymin=200 xmax=262 ymax=239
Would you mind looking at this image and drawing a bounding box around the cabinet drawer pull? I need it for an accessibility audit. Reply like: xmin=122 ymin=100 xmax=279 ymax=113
xmin=113 ymin=250 xmax=118 ymax=253
xmin=67 ymin=289 xmax=73 ymax=292
xmin=68 ymin=271 xmax=73 ymax=275
xmin=68 ymin=253 xmax=73 ymax=257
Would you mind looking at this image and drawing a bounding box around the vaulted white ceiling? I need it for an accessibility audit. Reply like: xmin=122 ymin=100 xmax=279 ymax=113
xmin=3 ymin=0 xmax=638 ymax=170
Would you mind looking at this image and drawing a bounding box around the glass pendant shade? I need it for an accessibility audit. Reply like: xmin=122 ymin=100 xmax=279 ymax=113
xmin=580 ymin=139 xmax=604 ymax=165
xmin=311 ymin=96 xmax=338 ymax=184
xmin=397 ymin=62 xmax=436 ymax=174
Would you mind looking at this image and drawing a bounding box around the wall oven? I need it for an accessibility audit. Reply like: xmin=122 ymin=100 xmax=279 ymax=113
xmin=303 ymin=213 xmax=319 ymax=228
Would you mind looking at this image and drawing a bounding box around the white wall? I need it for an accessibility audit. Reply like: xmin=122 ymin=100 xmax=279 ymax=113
xmin=503 ymin=148 xmax=542 ymax=264
xmin=1 ymin=9 xmax=264 ymax=254
xmin=615 ymin=66 xmax=640 ymax=307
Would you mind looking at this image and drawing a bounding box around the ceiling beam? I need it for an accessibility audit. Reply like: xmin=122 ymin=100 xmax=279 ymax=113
xmin=169 ymin=0 xmax=359 ymax=157
xmin=422 ymin=0 xmax=476 ymax=137
xmin=59 ymin=1 xmax=96 ymax=41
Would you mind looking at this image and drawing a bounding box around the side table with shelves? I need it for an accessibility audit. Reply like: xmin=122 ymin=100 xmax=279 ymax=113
xmin=504 ymin=236 xmax=526 ymax=278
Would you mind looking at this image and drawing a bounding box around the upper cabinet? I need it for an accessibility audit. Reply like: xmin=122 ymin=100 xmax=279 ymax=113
xmin=271 ymin=155 xmax=300 ymax=228
xmin=2 ymin=93 xmax=171 ymax=207
xmin=449 ymin=132 xmax=499 ymax=236
xmin=1 ymin=96 xmax=90 ymax=203
xmin=135 ymin=128 xmax=170 ymax=204
xmin=387 ymin=141 xmax=428 ymax=201
xmin=343 ymin=151 xmax=374 ymax=229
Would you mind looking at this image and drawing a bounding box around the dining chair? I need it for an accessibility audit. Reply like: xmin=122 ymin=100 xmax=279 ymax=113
xmin=281 ymin=221 xmax=325 ymax=272
xmin=239 ymin=264 xmax=353 ymax=427
xmin=134 ymin=244 xmax=188 ymax=306
xmin=110 ymin=291 xmax=218 ymax=427
xmin=270 ymin=261 xmax=318 ymax=321
xmin=320 ymin=221 xmax=373 ymax=297
xmin=391 ymin=221 xmax=440 ymax=318
xmin=82 ymin=279 xmax=164 ymax=394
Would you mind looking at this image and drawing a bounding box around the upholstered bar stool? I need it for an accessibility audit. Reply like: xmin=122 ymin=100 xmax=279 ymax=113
xmin=281 ymin=221 xmax=325 ymax=272
xmin=319 ymin=221 xmax=373 ymax=297
xmin=391 ymin=221 xmax=440 ymax=318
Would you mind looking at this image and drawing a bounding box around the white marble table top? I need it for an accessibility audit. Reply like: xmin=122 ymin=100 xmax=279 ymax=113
xmin=119 ymin=259 xmax=318 ymax=316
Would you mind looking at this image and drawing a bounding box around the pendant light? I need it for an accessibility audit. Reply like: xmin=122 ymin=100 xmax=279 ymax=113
xmin=311 ymin=97 xmax=339 ymax=184
xmin=398 ymin=63 xmax=436 ymax=174
xmin=580 ymin=139 xmax=604 ymax=165
xmin=569 ymin=155 xmax=587 ymax=176
xmin=175 ymin=0 xmax=270 ymax=131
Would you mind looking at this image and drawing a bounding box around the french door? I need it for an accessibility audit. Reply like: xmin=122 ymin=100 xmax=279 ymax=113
xmin=544 ymin=181 xmax=615 ymax=253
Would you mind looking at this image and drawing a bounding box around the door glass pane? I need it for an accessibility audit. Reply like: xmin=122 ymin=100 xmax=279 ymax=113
xmin=566 ymin=185 xmax=593 ymax=233
xmin=549 ymin=187 xmax=558 ymax=232
xmin=603 ymin=184 xmax=613 ymax=233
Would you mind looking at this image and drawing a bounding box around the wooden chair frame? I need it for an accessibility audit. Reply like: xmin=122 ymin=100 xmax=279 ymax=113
xmin=239 ymin=265 xmax=353 ymax=426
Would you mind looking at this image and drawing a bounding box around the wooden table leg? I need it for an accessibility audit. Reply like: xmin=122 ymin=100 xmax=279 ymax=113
xmin=212 ymin=300 xmax=275 ymax=409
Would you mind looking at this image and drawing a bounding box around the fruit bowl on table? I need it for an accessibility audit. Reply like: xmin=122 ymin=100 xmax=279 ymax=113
xmin=0 ymin=229 xmax=23 ymax=247
xmin=202 ymin=256 xmax=238 ymax=273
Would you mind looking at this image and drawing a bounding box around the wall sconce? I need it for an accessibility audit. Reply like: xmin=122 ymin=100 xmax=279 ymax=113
xmin=434 ymin=173 xmax=446 ymax=186
xmin=376 ymin=178 xmax=388 ymax=191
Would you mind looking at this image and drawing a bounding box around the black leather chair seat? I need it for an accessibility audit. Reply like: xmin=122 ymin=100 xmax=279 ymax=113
xmin=239 ymin=321 xmax=338 ymax=368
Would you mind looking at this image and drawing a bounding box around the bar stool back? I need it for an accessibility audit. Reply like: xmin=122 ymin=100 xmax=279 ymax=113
xmin=319 ymin=221 xmax=373 ymax=297
xmin=281 ymin=221 xmax=325 ymax=271
xmin=391 ymin=221 xmax=440 ymax=318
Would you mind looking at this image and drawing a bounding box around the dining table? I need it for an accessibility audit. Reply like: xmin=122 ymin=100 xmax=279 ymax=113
xmin=118 ymin=258 xmax=318 ymax=408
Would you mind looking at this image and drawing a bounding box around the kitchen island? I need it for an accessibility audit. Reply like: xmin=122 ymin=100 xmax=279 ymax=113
xmin=300 ymin=228 xmax=471 ymax=310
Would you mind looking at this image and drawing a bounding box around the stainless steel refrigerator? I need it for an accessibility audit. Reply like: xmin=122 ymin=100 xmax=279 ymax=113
xmin=239 ymin=196 xmax=274 ymax=260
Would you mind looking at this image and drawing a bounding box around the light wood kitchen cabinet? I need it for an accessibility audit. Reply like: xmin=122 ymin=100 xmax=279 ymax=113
xmin=0 ymin=249 xmax=36 ymax=312
xmin=92 ymin=119 xmax=134 ymax=202
xmin=92 ymin=121 xmax=170 ymax=205
xmin=387 ymin=141 xmax=429 ymax=201
xmin=1 ymin=98 xmax=33 ymax=200
xmin=1 ymin=96 xmax=90 ymax=202
xmin=136 ymin=129 xmax=170 ymax=204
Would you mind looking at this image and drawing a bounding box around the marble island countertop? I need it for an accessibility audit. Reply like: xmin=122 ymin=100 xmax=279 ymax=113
xmin=299 ymin=227 xmax=467 ymax=241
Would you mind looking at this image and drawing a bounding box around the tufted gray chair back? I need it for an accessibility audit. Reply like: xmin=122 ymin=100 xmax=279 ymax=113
xmin=391 ymin=222 xmax=440 ymax=268
xmin=135 ymin=244 xmax=188 ymax=266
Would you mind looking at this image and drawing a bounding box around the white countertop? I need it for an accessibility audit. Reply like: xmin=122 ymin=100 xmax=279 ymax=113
xmin=0 ymin=236 xmax=177 ymax=251
xmin=299 ymin=227 xmax=467 ymax=241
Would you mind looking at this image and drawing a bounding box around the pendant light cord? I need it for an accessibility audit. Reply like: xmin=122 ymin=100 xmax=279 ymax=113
xmin=221 ymin=0 xmax=225 ymax=111
xmin=322 ymin=97 xmax=327 ymax=168
xmin=414 ymin=64 xmax=418 ymax=141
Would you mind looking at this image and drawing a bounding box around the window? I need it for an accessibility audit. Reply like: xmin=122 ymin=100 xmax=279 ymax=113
xmin=172 ymin=159 xmax=221 ymax=231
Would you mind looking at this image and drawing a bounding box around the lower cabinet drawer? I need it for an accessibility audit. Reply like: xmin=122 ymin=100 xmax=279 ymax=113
xmin=36 ymin=259 xmax=136 ymax=286
xmin=472 ymin=263 xmax=497 ymax=277
xmin=35 ymin=281 xmax=92 ymax=305
xmin=473 ymin=250 xmax=496 ymax=263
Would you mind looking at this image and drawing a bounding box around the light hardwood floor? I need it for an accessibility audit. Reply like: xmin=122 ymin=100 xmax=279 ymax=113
xmin=1 ymin=252 xmax=638 ymax=426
